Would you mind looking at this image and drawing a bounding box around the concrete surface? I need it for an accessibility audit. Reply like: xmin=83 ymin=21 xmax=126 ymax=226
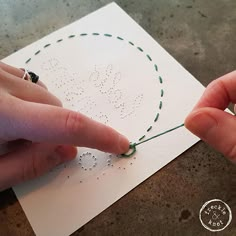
xmin=0 ymin=0 xmax=236 ymax=235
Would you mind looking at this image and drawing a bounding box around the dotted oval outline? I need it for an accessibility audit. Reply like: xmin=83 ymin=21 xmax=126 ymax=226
xmin=25 ymin=33 xmax=164 ymax=142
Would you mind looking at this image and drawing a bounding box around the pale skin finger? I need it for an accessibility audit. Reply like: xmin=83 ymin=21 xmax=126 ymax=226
xmin=185 ymin=71 xmax=236 ymax=162
xmin=0 ymin=61 xmax=47 ymax=89
xmin=0 ymin=68 xmax=61 ymax=106
xmin=0 ymin=143 xmax=77 ymax=191
xmin=0 ymin=61 xmax=128 ymax=191
xmin=1 ymin=96 xmax=130 ymax=154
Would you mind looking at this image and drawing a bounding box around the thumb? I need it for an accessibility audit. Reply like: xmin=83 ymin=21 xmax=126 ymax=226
xmin=185 ymin=107 xmax=236 ymax=162
xmin=0 ymin=143 xmax=77 ymax=191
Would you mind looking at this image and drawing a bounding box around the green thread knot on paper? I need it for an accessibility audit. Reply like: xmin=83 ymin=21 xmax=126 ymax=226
xmin=121 ymin=143 xmax=137 ymax=158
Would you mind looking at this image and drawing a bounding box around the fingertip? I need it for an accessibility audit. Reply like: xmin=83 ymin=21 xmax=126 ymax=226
xmin=184 ymin=110 xmax=200 ymax=132
xmin=117 ymin=134 xmax=130 ymax=154
xmin=184 ymin=108 xmax=217 ymax=140
xmin=55 ymin=145 xmax=78 ymax=161
xmin=184 ymin=112 xmax=192 ymax=130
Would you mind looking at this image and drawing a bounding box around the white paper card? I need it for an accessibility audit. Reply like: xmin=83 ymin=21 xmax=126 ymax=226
xmin=3 ymin=3 xmax=205 ymax=236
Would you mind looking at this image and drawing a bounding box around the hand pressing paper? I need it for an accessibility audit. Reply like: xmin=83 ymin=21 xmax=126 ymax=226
xmin=3 ymin=2 xmax=204 ymax=236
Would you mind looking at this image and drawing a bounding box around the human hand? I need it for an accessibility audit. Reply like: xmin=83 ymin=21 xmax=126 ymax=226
xmin=0 ymin=62 xmax=129 ymax=191
xmin=185 ymin=71 xmax=236 ymax=163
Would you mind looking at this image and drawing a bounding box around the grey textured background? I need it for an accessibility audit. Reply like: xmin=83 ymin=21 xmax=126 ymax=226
xmin=0 ymin=0 xmax=236 ymax=235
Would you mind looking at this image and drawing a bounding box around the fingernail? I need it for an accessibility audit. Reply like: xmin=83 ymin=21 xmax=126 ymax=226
xmin=118 ymin=134 xmax=130 ymax=154
xmin=55 ymin=145 xmax=77 ymax=161
xmin=185 ymin=110 xmax=217 ymax=139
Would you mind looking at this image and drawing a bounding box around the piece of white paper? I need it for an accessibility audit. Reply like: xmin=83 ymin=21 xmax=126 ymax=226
xmin=3 ymin=3 xmax=205 ymax=236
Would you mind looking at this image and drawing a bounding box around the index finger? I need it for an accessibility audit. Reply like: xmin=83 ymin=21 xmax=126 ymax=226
xmin=5 ymin=97 xmax=129 ymax=154
xmin=194 ymin=70 xmax=236 ymax=110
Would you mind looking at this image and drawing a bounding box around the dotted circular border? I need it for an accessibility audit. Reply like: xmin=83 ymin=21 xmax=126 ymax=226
xmin=25 ymin=32 xmax=164 ymax=142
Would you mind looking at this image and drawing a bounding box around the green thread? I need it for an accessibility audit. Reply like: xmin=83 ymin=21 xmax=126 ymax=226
xmin=121 ymin=124 xmax=185 ymax=157
xmin=159 ymin=76 xmax=163 ymax=83
xmin=161 ymin=89 xmax=164 ymax=97
xmin=24 ymin=33 xmax=166 ymax=159
xmin=137 ymin=47 xmax=143 ymax=52
xmin=25 ymin=58 xmax=31 ymax=64
xmin=44 ymin=43 xmax=51 ymax=48
xmin=117 ymin=36 xmax=124 ymax=40
xmin=137 ymin=124 xmax=184 ymax=147
xmin=104 ymin=33 xmax=112 ymax=37
xmin=35 ymin=50 xmax=41 ymax=55
xmin=139 ymin=135 xmax=146 ymax=141
xmin=121 ymin=143 xmax=137 ymax=157
xmin=154 ymin=113 xmax=159 ymax=122
xmin=147 ymin=54 xmax=152 ymax=61
xmin=68 ymin=35 xmax=75 ymax=38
